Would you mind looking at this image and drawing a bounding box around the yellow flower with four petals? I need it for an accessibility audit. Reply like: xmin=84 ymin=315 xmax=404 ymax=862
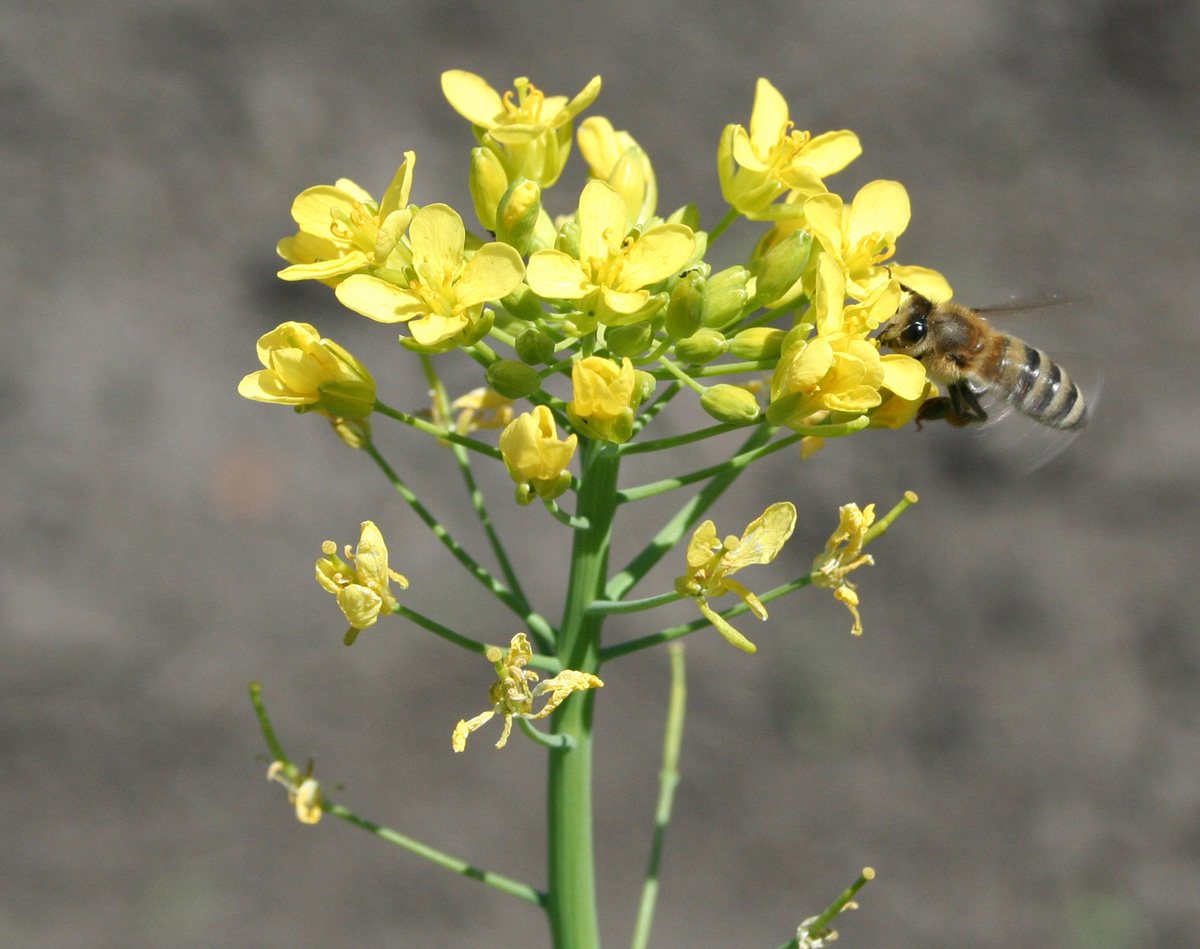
xmin=315 ymin=521 xmax=409 ymax=645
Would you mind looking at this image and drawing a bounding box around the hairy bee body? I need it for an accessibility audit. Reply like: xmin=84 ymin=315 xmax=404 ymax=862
xmin=878 ymin=291 xmax=1087 ymax=430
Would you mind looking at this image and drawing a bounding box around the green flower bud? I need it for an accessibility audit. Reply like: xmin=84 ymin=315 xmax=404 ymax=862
xmin=674 ymin=328 xmax=728 ymax=364
xmin=755 ymin=230 xmax=812 ymax=307
xmin=529 ymin=207 xmax=558 ymax=254
xmin=556 ymin=218 xmax=581 ymax=259
xmin=729 ymin=327 xmax=786 ymax=361
xmin=605 ymin=321 xmax=654 ymax=357
xmin=485 ymin=359 xmax=542 ymax=399
xmin=496 ymin=178 xmax=542 ymax=256
xmin=500 ymin=282 xmax=545 ymax=322
xmin=700 ymin=384 xmax=761 ymax=424
xmin=632 ymin=369 xmax=657 ymax=407
xmin=704 ymin=266 xmax=751 ymax=329
xmin=666 ymin=203 xmax=701 ymax=230
xmin=515 ymin=328 xmax=556 ymax=365
xmin=665 ymin=270 xmax=708 ymax=340
xmin=469 ymin=147 xmax=508 ymax=232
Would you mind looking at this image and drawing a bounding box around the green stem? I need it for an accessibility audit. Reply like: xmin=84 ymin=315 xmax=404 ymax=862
xmin=629 ymin=644 xmax=687 ymax=949
xmin=585 ymin=591 xmax=682 ymax=616
xmin=519 ymin=717 xmax=574 ymax=749
xmin=774 ymin=868 xmax=875 ymax=949
xmin=706 ymin=205 xmax=740 ymax=245
xmin=328 ymin=804 xmax=547 ymax=907
xmin=393 ymin=604 xmax=561 ymax=673
xmin=606 ymin=422 xmax=774 ymax=601
xmin=542 ymin=498 xmax=591 ymax=529
xmin=655 ymin=356 xmax=706 ymax=395
xmin=249 ymin=682 xmax=288 ymax=765
xmin=617 ymin=428 xmax=801 ymax=503
xmin=864 ymin=490 xmax=919 ymax=546
xmin=629 ymin=380 xmax=681 ymax=437
xmin=546 ymin=439 xmax=620 ymax=949
xmin=373 ymin=400 xmax=502 ymax=459
xmin=619 ymin=422 xmax=742 ymax=456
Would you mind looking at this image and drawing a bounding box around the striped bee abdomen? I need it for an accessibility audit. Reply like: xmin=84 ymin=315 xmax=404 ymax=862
xmin=991 ymin=335 xmax=1087 ymax=430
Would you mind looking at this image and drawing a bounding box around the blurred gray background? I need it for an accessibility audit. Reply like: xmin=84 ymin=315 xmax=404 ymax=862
xmin=3 ymin=0 xmax=1198 ymax=946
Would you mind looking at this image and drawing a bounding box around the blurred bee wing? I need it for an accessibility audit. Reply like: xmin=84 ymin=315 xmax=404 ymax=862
xmin=972 ymin=352 xmax=1103 ymax=473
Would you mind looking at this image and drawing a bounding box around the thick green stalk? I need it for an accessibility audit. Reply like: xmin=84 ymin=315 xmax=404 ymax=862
xmin=546 ymin=439 xmax=620 ymax=949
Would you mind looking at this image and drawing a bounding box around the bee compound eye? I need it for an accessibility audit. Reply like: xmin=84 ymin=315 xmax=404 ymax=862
xmin=898 ymin=318 xmax=927 ymax=346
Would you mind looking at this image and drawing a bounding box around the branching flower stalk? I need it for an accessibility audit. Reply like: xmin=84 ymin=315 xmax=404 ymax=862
xmin=242 ymin=70 xmax=941 ymax=948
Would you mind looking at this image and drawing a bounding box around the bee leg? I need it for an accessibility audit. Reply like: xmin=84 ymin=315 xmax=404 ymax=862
xmin=945 ymin=381 xmax=988 ymax=426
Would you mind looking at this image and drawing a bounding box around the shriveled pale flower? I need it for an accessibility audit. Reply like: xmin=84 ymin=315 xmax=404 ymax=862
xmin=315 ymin=520 xmax=409 ymax=644
xmin=674 ymin=502 xmax=797 ymax=653
xmin=718 ymin=78 xmax=861 ymax=220
xmin=277 ymin=154 xmax=415 ymax=283
xmin=237 ymin=321 xmax=376 ymax=419
xmin=499 ymin=406 xmax=578 ymax=504
xmin=811 ymin=503 xmax=877 ymax=636
xmin=525 ymin=180 xmax=695 ymax=329
xmin=442 ymin=70 xmax=601 ymax=187
xmin=452 ymin=633 xmax=603 ymax=751
xmin=335 ymin=204 xmax=524 ymax=349
xmin=266 ymin=761 xmax=322 ymax=825
xmin=450 ymin=387 xmax=514 ymax=435
xmin=577 ymin=116 xmax=657 ymax=225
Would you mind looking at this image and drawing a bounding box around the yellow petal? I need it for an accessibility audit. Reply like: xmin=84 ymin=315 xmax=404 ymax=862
xmin=379 ymin=152 xmax=416 ymax=219
xmin=813 ymin=253 xmax=847 ymax=335
xmin=578 ymin=180 xmax=628 ymax=260
xmin=730 ymin=126 xmax=770 ymax=172
xmin=888 ymin=265 xmax=953 ymax=302
xmin=551 ymin=75 xmax=602 ymax=127
xmin=410 ymin=204 xmax=466 ymax=275
xmin=748 ymin=78 xmax=789 ymax=155
xmin=237 ymin=369 xmax=312 ymax=405
xmin=337 ymin=583 xmax=383 ymax=629
xmin=785 ymin=338 xmax=834 ymax=390
xmin=527 ymin=250 xmax=591 ymax=299
xmin=619 ymin=225 xmax=696 ymax=289
xmin=847 ymin=180 xmax=911 ymax=245
xmin=799 ymin=129 xmax=862 ymax=177
xmin=441 ymin=70 xmax=505 ymax=127
xmin=277 ymin=251 xmax=370 ymax=282
xmin=352 ymin=521 xmax=390 ymax=590
xmin=335 ymin=274 xmax=424 ymax=323
xmin=725 ymin=501 xmax=797 ymax=570
xmin=455 ymin=243 xmax=525 ymax=306
xmin=803 ymin=192 xmax=846 ymax=255
xmin=880 ymin=353 xmax=928 ymax=400
xmin=290 ymin=185 xmax=361 ymax=236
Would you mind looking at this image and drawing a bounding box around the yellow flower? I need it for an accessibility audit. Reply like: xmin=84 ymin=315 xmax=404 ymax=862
xmin=441 ymin=70 xmax=601 ymax=187
xmin=334 ymin=204 xmax=524 ymax=349
xmin=674 ymin=502 xmax=797 ymax=653
xmin=315 ymin=521 xmax=409 ymax=645
xmin=276 ymin=154 xmax=415 ymax=282
xmin=452 ymin=633 xmax=603 ymax=751
xmin=566 ymin=355 xmax=640 ymax=443
xmin=450 ymin=387 xmax=514 ymax=435
xmin=577 ymin=116 xmax=657 ymax=225
xmin=237 ymin=321 xmax=376 ymax=418
xmin=869 ymin=379 xmax=938 ymax=429
xmin=499 ymin=406 xmax=578 ymax=504
xmin=266 ymin=761 xmax=322 ymax=825
xmin=718 ymin=78 xmax=861 ymax=220
xmin=811 ymin=503 xmax=876 ymax=636
xmin=525 ymin=180 xmax=696 ymax=329
xmin=766 ymin=255 xmax=926 ymax=429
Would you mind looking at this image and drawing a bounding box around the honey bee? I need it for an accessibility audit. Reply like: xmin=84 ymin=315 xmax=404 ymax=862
xmin=877 ymin=287 xmax=1088 ymax=430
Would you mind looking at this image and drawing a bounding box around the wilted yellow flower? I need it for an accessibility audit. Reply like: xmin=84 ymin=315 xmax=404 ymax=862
xmin=237 ymin=321 xmax=376 ymax=419
xmin=577 ymin=116 xmax=657 ymax=225
xmin=452 ymin=633 xmax=603 ymax=751
xmin=499 ymin=406 xmax=578 ymax=504
xmin=566 ymin=355 xmax=640 ymax=443
xmin=441 ymin=70 xmax=601 ymax=187
xmin=277 ymin=154 xmax=415 ymax=283
xmin=334 ymin=204 xmax=524 ymax=349
xmin=315 ymin=520 xmax=409 ymax=644
xmin=450 ymin=387 xmax=514 ymax=435
xmin=811 ymin=503 xmax=876 ymax=636
xmin=674 ymin=502 xmax=797 ymax=653
xmin=525 ymin=180 xmax=695 ymax=329
xmin=718 ymin=78 xmax=861 ymax=220
xmin=266 ymin=761 xmax=322 ymax=825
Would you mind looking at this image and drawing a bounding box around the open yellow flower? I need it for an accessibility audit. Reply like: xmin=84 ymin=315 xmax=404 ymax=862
xmin=674 ymin=502 xmax=797 ymax=653
xmin=452 ymin=634 xmax=603 ymax=751
xmin=499 ymin=406 xmax=578 ymax=504
xmin=811 ymin=503 xmax=876 ymax=636
xmin=334 ymin=204 xmax=524 ymax=348
xmin=442 ymin=70 xmax=601 ymax=187
xmin=718 ymin=78 xmax=861 ymax=220
xmin=277 ymin=153 xmax=415 ymax=283
xmin=577 ymin=116 xmax=657 ymax=225
xmin=526 ymin=180 xmax=695 ymax=328
xmin=237 ymin=321 xmax=376 ymax=419
xmin=315 ymin=521 xmax=409 ymax=645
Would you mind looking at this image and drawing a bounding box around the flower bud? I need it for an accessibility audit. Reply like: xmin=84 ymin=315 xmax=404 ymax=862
xmin=556 ymin=218 xmax=581 ymax=259
xmin=469 ymin=147 xmax=508 ymax=232
xmin=729 ymin=327 xmax=786 ymax=361
xmin=632 ymin=370 xmax=657 ymax=407
xmin=664 ymin=270 xmax=707 ymax=340
xmin=495 ymin=178 xmax=542 ymax=256
xmin=605 ymin=322 xmax=653 ymax=358
xmin=700 ymin=384 xmax=761 ymax=424
xmin=755 ymin=230 xmax=813 ymax=306
xmin=674 ymin=328 xmax=728 ymax=364
xmin=515 ymin=328 xmax=556 ymax=365
xmin=500 ymin=282 xmax=545 ymax=322
xmin=485 ymin=359 xmax=543 ymax=399
xmin=703 ymin=266 xmax=751 ymax=329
